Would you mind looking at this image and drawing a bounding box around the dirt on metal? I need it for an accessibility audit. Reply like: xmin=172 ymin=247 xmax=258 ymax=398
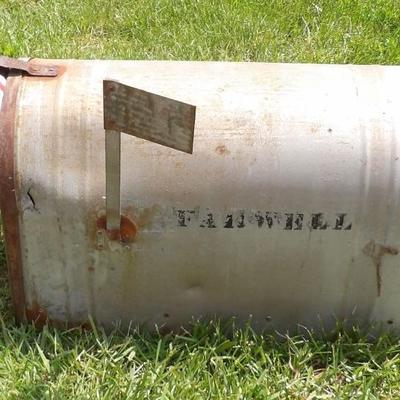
xmin=363 ymin=240 xmax=399 ymax=296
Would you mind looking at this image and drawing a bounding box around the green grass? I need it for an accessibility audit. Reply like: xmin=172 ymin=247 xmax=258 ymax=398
xmin=1 ymin=0 xmax=400 ymax=398
xmin=1 ymin=0 xmax=400 ymax=63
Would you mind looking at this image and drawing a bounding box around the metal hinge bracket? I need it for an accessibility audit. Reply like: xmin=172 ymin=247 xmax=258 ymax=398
xmin=0 ymin=56 xmax=58 ymax=77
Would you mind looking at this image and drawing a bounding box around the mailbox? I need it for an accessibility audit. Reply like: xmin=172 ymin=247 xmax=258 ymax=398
xmin=1 ymin=57 xmax=400 ymax=332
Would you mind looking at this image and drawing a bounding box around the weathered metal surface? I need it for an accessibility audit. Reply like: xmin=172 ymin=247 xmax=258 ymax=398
xmin=103 ymin=80 xmax=195 ymax=154
xmin=0 ymin=56 xmax=58 ymax=77
xmin=0 ymin=69 xmax=6 ymax=108
xmin=105 ymin=130 xmax=121 ymax=231
xmin=3 ymin=59 xmax=400 ymax=332
xmin=0 ymin=72 xmax=26 ymax=323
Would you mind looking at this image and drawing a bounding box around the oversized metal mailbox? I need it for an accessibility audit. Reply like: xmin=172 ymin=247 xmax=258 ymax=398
xmin=1 ymin=57 xmax=400 ymax=332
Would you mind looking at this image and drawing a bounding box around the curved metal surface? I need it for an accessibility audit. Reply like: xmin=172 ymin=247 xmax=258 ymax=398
xmin=5 ymin=59 xmax=400 ymax=332
xmin=0 ymin=69 xmax=6 ymax=108
xmin=0 ymin=72 xmax=26 ymax=323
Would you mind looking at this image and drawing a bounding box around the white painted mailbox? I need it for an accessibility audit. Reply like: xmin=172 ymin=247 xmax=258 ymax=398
xmin=1 ymin=57 xmax=400 ymax=332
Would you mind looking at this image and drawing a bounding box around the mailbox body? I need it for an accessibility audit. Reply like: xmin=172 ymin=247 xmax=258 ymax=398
xmin=1 ymin=60 xmax=400 ymax=332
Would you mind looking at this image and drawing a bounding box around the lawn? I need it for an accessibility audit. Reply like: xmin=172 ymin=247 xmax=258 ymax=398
xmin=1 ymin=0 xmax=400 ymax=398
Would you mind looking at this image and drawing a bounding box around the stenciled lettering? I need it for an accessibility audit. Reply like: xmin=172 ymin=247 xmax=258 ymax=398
xmin=174 ymin=208 xmax=353 ymax=232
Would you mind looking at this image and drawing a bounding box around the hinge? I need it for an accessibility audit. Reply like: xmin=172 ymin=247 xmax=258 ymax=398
xmin=0 ymin=56 xmax=58 ymax=77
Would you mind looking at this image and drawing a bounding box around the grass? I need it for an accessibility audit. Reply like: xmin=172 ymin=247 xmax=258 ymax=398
xmin=0 ymin=0 xmax=400 ymax=63
xmin=1 ymin=0 xmax=400 ymax=398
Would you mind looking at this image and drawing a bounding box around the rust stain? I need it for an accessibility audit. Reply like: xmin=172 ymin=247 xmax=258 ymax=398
xmin=24 ymin=61 xmax=67 ymax=81
xmin=96 ymin=214 xmax=137 ymax=243
xmin=175 ymin=161 xmax=183 ymax=167
xmin=215 ymin=144 xmax=230 ymax=156
xmin=0 ymin=56 xmax=58 ymax=77
xmin=25 ymin=300 xmax=48 ymax=327
xmin=136 ymin=206 xmax=157 ymax=229
xmin=363 ymin=240 xmax=398 ymax=296
xmin=123 ymin=204 xmax=158 ymax=230
xmin=25 ymin=300 xmax=92 ymax=330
